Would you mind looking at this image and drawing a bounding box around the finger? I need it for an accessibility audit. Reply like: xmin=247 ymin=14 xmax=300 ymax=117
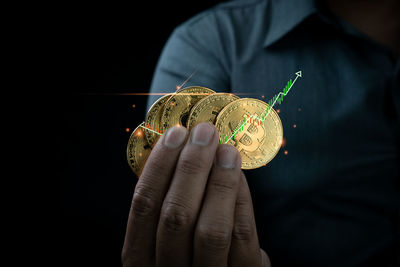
xmin=156 ymin=123 xmax=219 ymax=267
xmin=192 ymin=144 xmax=242 ymax=267
xmin=228 ymin=172 xmax=267 ymax=267
xmin=122 ymin=125 xmax=188 ymax=267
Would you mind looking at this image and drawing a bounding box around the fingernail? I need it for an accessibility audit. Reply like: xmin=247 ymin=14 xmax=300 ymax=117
xmin=216 ymin=145 xmax=238 ymax=169
xmin=191 ymin=123 xmax=215 ymax=146
xmin=164 ymin=126 xmax=187 ymax=148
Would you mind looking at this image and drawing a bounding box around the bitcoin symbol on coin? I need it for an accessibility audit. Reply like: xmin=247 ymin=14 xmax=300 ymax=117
xmin=216 ymin=98 xmax=283 ymax=169
xmin=232 ymin=113 xmax=264 ymax=153
xmin=127 ymin=71 xmax=301 ymax=176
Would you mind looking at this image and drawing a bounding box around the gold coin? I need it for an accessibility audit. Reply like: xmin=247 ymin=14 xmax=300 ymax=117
xmin=215 ymin=98 xmax=283 ymax=169
xmin=187 ymin=93 xmax=239 ymax=130
xmin=144 ymin=93 xmax=172 ymax=146
xmin=161 ymin=86 xmax=215 ymax=130
xmin=127 ymin=124 xmax=152 ymax=178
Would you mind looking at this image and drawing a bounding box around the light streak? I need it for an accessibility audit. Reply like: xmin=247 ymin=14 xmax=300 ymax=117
xmin=80 ymin=92 xmax=260 ymax=96
xmin=177 ymin=69 xmax=198 ymax=90
xmin=135 ymin=71 xmax=302 ymax=144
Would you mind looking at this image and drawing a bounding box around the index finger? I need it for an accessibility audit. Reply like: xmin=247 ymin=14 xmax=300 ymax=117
xmin=122 ymin=126 xmax=188 ymax=267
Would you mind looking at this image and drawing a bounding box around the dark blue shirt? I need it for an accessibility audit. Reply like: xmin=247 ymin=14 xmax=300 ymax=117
xmin=148 ymin=0 xmax=400 ymax=265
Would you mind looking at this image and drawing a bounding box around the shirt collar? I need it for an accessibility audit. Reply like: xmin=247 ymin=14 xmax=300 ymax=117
xmin=263 ymin=0 xmax=318 ymax=47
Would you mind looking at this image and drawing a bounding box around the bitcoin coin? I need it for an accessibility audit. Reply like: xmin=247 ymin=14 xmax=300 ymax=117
xmin=127 ymin=125 xmax=152 ymax=178
xmin=215 ymin=98 xmax=283 ymax=169
xmin=187 ymin=93 xmax=239 ymax=130
xmin=145 ymin=93 xmax=172 ymax=146
xmin=161 ymin=86 xmax=215 ymax=130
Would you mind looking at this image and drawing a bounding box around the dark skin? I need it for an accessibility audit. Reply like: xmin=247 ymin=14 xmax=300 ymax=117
xmin=122 ymin=2 xmax=399 ymax=266
xmin=122 ymin=123 xmax=270 ymax=267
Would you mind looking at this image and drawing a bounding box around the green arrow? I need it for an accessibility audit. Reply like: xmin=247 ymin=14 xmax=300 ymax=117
xmin=223 ymin=70 xmax=302 ymax=144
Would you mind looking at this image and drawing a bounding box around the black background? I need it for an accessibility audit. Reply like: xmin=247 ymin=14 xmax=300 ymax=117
xmin=61 ymin=1 xmax=222 ymax=266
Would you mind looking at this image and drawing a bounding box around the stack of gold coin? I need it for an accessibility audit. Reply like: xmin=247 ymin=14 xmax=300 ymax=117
xmin=127 ymin=86 xmax=283 ymax=178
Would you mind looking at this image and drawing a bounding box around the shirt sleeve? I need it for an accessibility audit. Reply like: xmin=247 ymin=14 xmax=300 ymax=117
xmin=147 ymin=10 xmax=231 ymax=111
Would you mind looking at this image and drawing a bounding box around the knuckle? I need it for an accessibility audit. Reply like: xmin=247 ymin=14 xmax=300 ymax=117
xmin=130 ymin=185 xmax=157 ymax=219
xmin=209 ymin=175 xmax=240 ymax=194
xmin=177 ymin=153 xmax=208 ymax=175
xmin=160 ymin=200 xmax=193 ymax=233
xmin=197 ymin=224 xmax=231 ymax=250
xmin=142 ymin=152 xmax=170 ymax=177
xmin=232 ymin=218 xmax=254 ymax=241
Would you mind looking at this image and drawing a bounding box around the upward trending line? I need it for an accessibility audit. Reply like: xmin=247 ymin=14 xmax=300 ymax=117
xmin=223 ymin=70 xmax=302 ymax=144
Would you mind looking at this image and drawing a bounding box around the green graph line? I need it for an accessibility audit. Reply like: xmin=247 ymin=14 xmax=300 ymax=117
xmin=137 ymin=71 xmax=302 ymax=144
xmin=221 ymin=70 xmax=302 ymax=144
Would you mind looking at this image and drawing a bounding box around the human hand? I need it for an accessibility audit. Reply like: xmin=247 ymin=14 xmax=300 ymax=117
xmin=122 ymin=122 xmax=270 ymax=267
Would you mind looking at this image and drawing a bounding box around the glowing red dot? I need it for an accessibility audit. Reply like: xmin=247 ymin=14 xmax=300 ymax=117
xmin=276 ymin=109 xmax=281 ymax=113
xmin=293 ymin=124 xmax=297 ymax=128
xmin=132 ymin=104 xmax=136 ymax=108
xmin=280 ymin=137 xmax=286 ymax=147
xmin=261 ymin=95 xmax=265 ymax=98
xmin=125 ymin=128 xmax=130 ymax=132
xmin=136 ymin=130 xmax=143 ymax=137
xmin=284 ymin=150 xmax=288 ymax=155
